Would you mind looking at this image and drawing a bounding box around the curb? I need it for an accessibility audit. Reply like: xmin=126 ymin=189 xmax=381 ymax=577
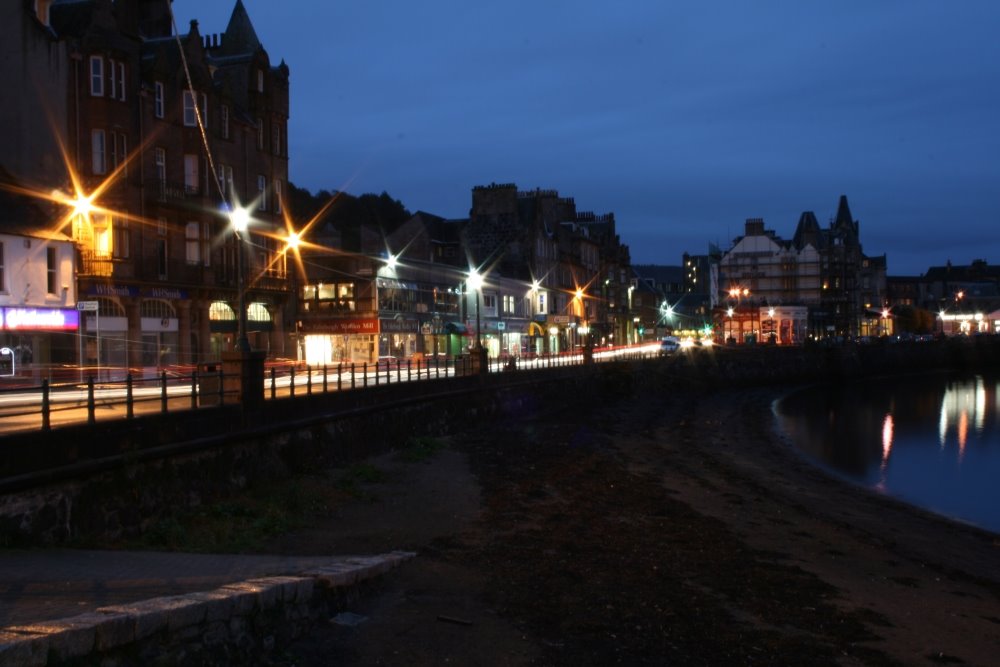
xmin=0 ymin=551 xmax=415 ymax=666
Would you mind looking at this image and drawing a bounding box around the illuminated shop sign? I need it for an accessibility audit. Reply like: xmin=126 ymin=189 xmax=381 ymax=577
xmin=0 ymin=307 xmax=80 ymax=331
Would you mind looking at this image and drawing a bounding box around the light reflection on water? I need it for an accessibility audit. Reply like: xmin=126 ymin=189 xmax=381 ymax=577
xmin=776 ymin=373 xmax=1000 ymax=533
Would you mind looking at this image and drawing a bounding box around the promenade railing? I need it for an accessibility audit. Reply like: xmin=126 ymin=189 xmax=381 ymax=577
xmin=0 ymin=344 xmax=661 ymax=434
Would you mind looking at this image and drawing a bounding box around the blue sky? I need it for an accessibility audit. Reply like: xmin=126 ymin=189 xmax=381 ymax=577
xmin=171 ymin=1 xmax=1000 ymax=276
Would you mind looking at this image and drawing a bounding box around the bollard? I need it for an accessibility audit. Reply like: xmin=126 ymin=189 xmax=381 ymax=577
xmin=407 ymin=359 xmax=411 ymax=382
xmin=191 ymin=371 xmax=198 ymax=409
xmin=397 ymin=359 xmax=401 ymax=383
xmin=337 ymin=363 xmax=342 ymax=391
xmin=363 ymin=363 xmax=368 ymax=387
xmin=323 ymin=364 xmax=328 ymax=392
xmin=41 ymin=379 xmax=50 ymax=431
xmin=307 ymin=364 xmax=313 ymax=395
xmin=270 ymin=367 xmax=277 ymax=399
xmin=290 ymin=364 xmax=296 ymax=397
xmin=351 ymin=363 xmax=356 ymax=390
xmin=87 ymin=376 xmax=96 ymax=425
xmin=160 ymin=371 xmax=168 ymax=413
xmin=126 ymin=374 xmax=134 ymax=419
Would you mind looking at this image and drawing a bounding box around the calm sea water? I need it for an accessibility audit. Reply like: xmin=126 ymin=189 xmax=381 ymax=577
xmin=775 ymin=373 xmax=1000 ymax=533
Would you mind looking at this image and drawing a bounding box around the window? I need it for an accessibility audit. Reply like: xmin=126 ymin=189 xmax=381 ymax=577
xmin=185 ymin=222 xmax=200 ymax=264
xmin=91 ymin=129 xmax=106 ymax=174
xmin=273 ymin=179 xmax=282 ymax=214
xmin=256 ymin=118 xmax=264 ymax=149
xmin=221 ymin=104 xmax=230 ymax=139
xmin=108 ymin=59 xmax=125 ymax=101
xmin=202 ymin=223 xmax=211 ymax=267
xmin=153 ymin=82 xmax=164 ymax=118
xmin=183 ymin=91 xmax=206 ymax=127
xmin=112 ymin=218 xmax=129 ymax=259
xmin=217 ymin=164 xmax=233 ymax=199
xmin=257 ymin=69 xmax=264 ymax=92
xmin=154 ymin=148 xmax=166 ymax=192
xmin=116 ymin=60 xmax=125 ymax=101
xmin=47 ymin=247 xmax=58 ymax=294
xmin=257 ymin=175 xmax=267 ymax=211
xmin=156 ymin=238 xmax=168 ymax=279
xmin=272 ymin=122 xmax=281 ymax=155
xmin=89 ymin=56 xmax=103 ymax=96
xmin=183 ymin=154 xmax=199 ymax=193
xmin=111 ymin=132 xmax=127 ymax=173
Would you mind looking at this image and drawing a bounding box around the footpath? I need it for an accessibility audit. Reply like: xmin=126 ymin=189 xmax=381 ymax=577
xmin=0 ymin=548 xmax=413 ymax=664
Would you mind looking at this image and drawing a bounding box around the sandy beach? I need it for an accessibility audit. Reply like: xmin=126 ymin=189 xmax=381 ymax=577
xmin=259 ymin=383 xmax=1000 ymax=665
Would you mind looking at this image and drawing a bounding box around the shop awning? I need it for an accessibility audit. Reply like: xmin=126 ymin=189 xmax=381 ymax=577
xmin=444 ymin=321 xmax=469 ymax=335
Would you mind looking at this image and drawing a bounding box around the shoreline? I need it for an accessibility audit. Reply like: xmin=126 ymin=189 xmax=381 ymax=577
xmin=275 ymin=382 xmax=1000 ymax=665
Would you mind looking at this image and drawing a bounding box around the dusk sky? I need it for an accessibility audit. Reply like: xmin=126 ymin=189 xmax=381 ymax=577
xmin=171 ymin=1 xmax=999 ymax=276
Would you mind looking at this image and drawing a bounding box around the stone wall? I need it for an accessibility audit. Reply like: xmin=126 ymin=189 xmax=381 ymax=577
xmin=2 ymin=338 xmax=999 ymax=547
xmin=0 ymin=552 xmax=413 ymax=666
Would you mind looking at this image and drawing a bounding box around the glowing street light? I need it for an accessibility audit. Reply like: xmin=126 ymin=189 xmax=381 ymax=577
xmin=230 ymin=206 xmax=251 ymax=353
xmin=467 ymin=269 xmax=485 ymax=370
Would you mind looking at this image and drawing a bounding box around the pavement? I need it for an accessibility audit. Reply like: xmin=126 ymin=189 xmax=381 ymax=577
xmin=0 ymin=548 xmax=384 ymax=628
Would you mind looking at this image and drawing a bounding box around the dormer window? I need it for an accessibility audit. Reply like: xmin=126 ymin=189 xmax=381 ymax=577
xmin=257 ymin=69 xmax=264 ymax=92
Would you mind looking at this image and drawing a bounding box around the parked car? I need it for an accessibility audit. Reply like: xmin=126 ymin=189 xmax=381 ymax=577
xmin=659 ymin=337 xmax=680 ymax=355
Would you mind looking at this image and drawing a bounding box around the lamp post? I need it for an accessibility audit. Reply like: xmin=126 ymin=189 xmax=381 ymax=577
xmin=467 ymin=269 xmax=484 ymax=371
xmin=230 ymin=207 xmax=251 ymax=353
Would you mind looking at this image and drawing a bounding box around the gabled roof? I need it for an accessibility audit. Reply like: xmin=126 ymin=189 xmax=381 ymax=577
xmin=792 ymin=211 xmax=822 ymax=250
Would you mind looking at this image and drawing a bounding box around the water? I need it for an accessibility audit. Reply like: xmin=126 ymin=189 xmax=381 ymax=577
xmin=776 ymin=373 xmax=1000 ymax=533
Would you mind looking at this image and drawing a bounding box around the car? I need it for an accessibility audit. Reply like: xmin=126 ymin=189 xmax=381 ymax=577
xmin=659 ymin=337 xmax=680 ymax=355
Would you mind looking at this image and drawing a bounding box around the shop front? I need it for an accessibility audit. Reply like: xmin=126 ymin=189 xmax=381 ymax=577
xmin=0 ymin=306 xmax=80 ymax=369
xmin=298 ymin=317 xmax=379 ymax=365
xmin=421 ymin=318 xmax=467 ymax=359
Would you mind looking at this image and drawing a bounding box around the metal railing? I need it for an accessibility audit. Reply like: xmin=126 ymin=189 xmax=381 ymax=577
xmin=0 ymin=344 xmax=661 ymax=435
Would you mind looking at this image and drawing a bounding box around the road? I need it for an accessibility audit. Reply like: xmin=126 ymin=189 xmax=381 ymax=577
xmin=0 ymin=345 xmax=659 ymax=435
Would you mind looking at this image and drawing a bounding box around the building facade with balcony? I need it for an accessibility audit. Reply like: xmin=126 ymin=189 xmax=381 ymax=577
xmin=1 ymin=0 xmax=294 ymax=370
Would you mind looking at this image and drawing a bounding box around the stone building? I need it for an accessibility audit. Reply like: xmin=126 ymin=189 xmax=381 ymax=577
xmin=716 ymin=196 xmax=887 ymax=342
xmin=1 ymin=0 xmax=292 ymax=369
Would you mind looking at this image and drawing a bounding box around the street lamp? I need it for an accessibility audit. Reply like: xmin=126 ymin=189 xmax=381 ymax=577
xmin=467 ymin=269 xmax=484 ymax=368
xmin=230 ymin=206 xmax=251 ymax=353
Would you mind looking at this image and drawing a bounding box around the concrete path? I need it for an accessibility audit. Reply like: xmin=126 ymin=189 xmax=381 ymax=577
xmin=0 ymin=549 xmax=373 ymax=627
